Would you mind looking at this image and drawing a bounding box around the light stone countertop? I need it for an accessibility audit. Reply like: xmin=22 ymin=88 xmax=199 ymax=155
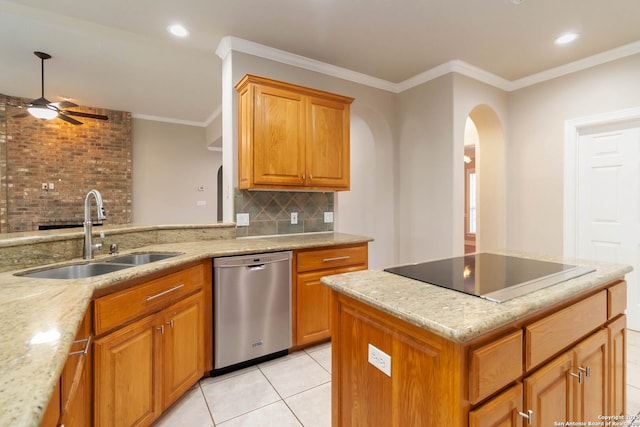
xmin=0 ymin=230 xmax=372 ymax=427
xmin=321 ymin=251 xmax=633 ymax=344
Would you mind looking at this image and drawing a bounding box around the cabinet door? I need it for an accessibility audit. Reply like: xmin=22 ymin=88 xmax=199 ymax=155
xmin=253 ymin=84 xmax=306 ymax=187
xmin=524 ymin=351 xmax=573 ymax=427
xmin=60 ymin=311 xmax=92 ymax=427
xmin=574 ymin=329 xmax=608 ymax=422
xmin=469 ymin=383 xmax=524 ymax=427
xmin=162 ymin=292 xmax=204 ymax=408
xmin=306 ymin=96 xmax=350 ymax=189
xmin=608 ymin=315 xmax=626 ymax=416
xmin=296 ymin=270 xmax=332 ymax=346
xmin=94 ymin=315 xmax=162 ymax=427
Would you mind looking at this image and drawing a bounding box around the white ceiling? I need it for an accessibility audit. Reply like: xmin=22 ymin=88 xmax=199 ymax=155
xmin=1 ymin=0 xmax=640 ymax=124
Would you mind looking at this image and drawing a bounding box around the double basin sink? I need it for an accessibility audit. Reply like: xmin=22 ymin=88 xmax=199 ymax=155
xmin=16 ymin=252 xmax=184 ymax=280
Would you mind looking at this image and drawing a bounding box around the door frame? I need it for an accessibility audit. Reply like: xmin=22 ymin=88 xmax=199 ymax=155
xmin=563 ymin=106 xmax=640 ymax=257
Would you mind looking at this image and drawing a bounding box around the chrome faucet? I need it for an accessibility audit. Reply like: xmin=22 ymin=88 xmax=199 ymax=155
xmin=83 ymin=189 xmax=107 ymax=259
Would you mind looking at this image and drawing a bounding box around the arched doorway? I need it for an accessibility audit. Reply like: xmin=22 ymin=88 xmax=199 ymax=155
xmin=464 ymin=118 xmax=479 ymax=253
xmin=465 ymin=105 xmax=506 ymax=253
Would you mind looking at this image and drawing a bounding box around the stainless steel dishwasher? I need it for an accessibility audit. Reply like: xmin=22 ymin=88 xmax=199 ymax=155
xmin=213 ymin=251 xmax=292 ymax=371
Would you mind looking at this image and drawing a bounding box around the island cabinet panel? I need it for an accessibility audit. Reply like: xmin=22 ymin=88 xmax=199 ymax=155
xmin=331 ymin=293 xmax=465 ymax=427
xmin=469 ymin=330 xmax=523 ymax=404
xmin=608 ymin=315 xmax=626 ymax=416
xmin=236 ymin=74 xmax=354 ymax=191
xmin=330 ymin=278 xmax=626 ymax=427
xmin=468 ymin=383 xmax=524 ymax=427
xmin=523 ymin=350 xmax=574 ymax=427
xmin=524 ymin=290 xmax=607 ymax=371
xmin=573 ymin=329 xmax=608 ymax=422
xmin=607 ymin=281 xmax=627 ymax=319
xmin=294 ymin=243 xmax=368 ymax=347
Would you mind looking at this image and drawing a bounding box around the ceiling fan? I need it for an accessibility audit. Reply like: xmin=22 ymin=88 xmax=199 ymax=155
xmin=13 ymin=51 xmax=109 ymax=125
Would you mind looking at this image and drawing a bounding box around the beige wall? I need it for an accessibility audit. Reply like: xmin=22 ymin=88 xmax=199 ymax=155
xmin=224 ymin=51 xmax=398 ymax=268
xmin=132 ymin=118 xmax=221 ymax=224
xmin=507 ymin=53 xmax=640 ymax=255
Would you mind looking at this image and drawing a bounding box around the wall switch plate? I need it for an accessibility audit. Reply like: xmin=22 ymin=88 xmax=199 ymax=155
xmin=48 ymin=183 xmax=55 ymax=190
xmin=236 ymin=213 xmax=250 ymax=226
xmin=291 ymin=212 xmax=298 ymax=225
xmin=368 ymin=344 xmax=391 ymax=377
xmin=196 ymin=200 xmax=206 ymax=207
xmin=324 ymin=212 xmax=334 ymax=223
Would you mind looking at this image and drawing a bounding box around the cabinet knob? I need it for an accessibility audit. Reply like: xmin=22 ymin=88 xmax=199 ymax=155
xmin=518 ymin=409 xmax=534 ymax=426
xmin=156 ymin=325 xmax=165 ymax=334
xmin=166 ymin=319 xmax=174 ymax=329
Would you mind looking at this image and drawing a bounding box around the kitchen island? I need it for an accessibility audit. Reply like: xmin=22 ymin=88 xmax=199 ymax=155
xmin=0 ymin=224 xmax=371 ymax=427
xmin=321 ymin=252 xmax=631 ymax=426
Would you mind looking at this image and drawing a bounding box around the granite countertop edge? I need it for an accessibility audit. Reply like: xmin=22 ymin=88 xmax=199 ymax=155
xmin=0 ymin=231 xmax=372 ymax=427
xmin=321 ymin=251 xmax=632 ymax=344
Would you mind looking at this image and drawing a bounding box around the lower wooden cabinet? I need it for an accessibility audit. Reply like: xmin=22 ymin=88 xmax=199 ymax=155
xmin=94 ymin=291 xmax=204 ymax=427
xmin=294 ymin=243 xmax=368 ymax=347
xmin=331 ymin=280 xmax=627 ymax=427
xmin=40 ymin=309 xmax=92 ymax=427
xmin=469 ymin=383 xmax=524 ymax=427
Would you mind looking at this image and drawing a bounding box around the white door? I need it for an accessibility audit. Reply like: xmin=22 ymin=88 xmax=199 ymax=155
xmin=578 ymin=124 xmax=640 ymax=331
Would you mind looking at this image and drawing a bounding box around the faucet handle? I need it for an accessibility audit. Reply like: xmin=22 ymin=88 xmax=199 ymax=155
xmin=109 ymin=243 xmax=119 ymax=256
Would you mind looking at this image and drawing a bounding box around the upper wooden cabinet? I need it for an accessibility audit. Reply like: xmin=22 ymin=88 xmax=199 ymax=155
xmin=236 ymin=74 xmax=354 ymax=191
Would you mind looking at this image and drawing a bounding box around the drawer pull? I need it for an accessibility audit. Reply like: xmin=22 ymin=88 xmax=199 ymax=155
xmin=166 ymin=319 xmax=174 ymax=329
xmin=579 ymin=366 xmax=591 ymax=377
xmin=570 ymin=371 xmax=584 ymax=384
xmin=323 ymin=256 xmax=350 ymax=263
xmin=68 ymin=336 xmax=91 ymax=356
xmin=518 ymin=410 xmax=534 ymax=426
xmin=146 ymin=284 xmax=184 ymax=302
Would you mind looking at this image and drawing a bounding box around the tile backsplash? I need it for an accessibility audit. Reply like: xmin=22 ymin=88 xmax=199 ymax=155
xmin=234 ymin=190 xmax=334 ymax=237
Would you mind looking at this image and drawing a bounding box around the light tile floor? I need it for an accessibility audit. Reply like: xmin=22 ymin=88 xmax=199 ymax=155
xmin=154 ymin=331 xmax=640 ymax=426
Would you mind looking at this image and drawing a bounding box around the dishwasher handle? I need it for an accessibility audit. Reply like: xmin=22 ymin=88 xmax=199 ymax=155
xmin=214 ymin=251 xmax=292 ymax=269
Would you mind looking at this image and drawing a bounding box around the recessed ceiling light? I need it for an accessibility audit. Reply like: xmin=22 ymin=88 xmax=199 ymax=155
xmin=555 ymin=32 xmax=579 ymax=45
xmin=168 ymin=24 xmax=189 ymax=38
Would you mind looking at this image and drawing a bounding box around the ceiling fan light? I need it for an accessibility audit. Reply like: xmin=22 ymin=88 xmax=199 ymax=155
xmin=28 ymin=104 xmax=58 ymax=120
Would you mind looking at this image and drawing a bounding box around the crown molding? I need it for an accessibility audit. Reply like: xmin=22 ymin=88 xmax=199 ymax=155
xmin=216 ymin=36 xmax=398 ymax=92
xmin=131 ymin=113 xmax=206 ymax=127
xmin=216 ymin=36 xmax=640 ymax=96
xmin=509 ymin=39 xmax=640 ymax=91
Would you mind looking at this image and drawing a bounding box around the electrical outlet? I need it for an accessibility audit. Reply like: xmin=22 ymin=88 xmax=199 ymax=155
xmin=236 ymin=213 xmax=250 ymax=226
xmin=48 ymin=183 xmax=55 ymax=190
xmin=41 ymin=183 xmax=48 ymax=190
xmin=196 ymin=200 xmax=206 ymax=207
xmin=368 ymin=344 xmax=391 ymax=377
xmin=324 ymin=212 xmax=334 ymax=223
xmin=291 ymin=212 xmax=298 ymax=225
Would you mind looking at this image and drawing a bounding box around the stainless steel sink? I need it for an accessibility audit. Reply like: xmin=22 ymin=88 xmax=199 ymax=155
xmin=17 ymin=262 xmax=133 ymax=279
xmin=105 ymin=252 xmax=183 ymax=265
xmin=15 ymin=252 xmax=184 ymax=279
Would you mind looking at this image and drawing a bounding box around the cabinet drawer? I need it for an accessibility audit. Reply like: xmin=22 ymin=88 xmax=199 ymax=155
xmin=525 ymin=290 xmax=607 ymax=371
xmin=608 ymin=281 xmax=627 ymax=319
xmin=297 ymin=244 xmax=367 ymax=272
xmin=94 ymin=264 xmax=205 ymax=335
xmin=469 ymin=330 xmax=523 ymax=404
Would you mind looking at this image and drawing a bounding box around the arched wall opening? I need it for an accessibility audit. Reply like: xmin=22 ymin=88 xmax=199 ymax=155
xmin=467 ymin=104 xmax=506 ymax=252
xmin=336 ymin=104 xmax=395 ymax=269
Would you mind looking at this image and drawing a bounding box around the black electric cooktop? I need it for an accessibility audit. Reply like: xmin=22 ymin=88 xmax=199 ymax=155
xmin=384 ymin=253 xmax=595 ymax=303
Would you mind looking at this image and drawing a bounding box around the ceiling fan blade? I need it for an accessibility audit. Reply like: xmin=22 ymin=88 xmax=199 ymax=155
xmin=51 ymin=100 xmax=78 ymax=108
xmin=62 ymin=110 xmax=109 ymax=121
xmin=58 ymin=113 xmax=83 ymax=125
xmin=13 ymin=112 xmax=30 ymax=118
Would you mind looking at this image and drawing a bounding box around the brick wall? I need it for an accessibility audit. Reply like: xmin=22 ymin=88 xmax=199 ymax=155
xmin=0 ymin=94 xmax=132 ymax=233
